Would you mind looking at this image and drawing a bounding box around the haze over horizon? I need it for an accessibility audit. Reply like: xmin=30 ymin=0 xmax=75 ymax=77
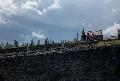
xmin=0 ymin=0 xmax=120 ymax=43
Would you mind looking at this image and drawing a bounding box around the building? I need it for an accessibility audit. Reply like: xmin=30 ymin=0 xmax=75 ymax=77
xmin=81 ymin=28 xmax=103 ymax=42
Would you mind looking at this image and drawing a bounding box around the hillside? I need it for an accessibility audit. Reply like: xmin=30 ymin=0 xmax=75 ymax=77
xmin=0 ymin=45 xmax=120 ymax=81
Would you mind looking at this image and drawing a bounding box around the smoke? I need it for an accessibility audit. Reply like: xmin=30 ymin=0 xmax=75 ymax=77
xmin=103 ymin=22 xmax=120 ymax=37
xmin=0 ymin=0 xmax=61 ymax=23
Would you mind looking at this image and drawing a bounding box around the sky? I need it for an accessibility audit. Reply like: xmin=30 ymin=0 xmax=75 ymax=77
xmin=0 ymin=0 xmax=120 ymax=43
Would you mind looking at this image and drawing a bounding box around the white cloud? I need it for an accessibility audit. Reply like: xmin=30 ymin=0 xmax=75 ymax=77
xmin=20 ymin=30 xmax=46 ymax=42
xmin=32 ymin=32 xmax=45 ymax=39
xmin=21 ymin=1 xmax=38 ymax=10
xmin=0 ymin=0 xmax=18 ymax=16
xmin=103 ymin=22 xmax=120 ymax=37
xmin=0 ymin=0 xmax=61 ymax=19
xmin=47 ymin=0 xmax=61 ymax=10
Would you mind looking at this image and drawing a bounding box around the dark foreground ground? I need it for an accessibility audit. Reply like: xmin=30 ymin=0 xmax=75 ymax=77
xmin=0 ymin=46 xmax=120 ymax=81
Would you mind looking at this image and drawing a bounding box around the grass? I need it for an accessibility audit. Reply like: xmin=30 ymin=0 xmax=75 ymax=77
xmin=96 ymin=39 xmax=120 ymax=47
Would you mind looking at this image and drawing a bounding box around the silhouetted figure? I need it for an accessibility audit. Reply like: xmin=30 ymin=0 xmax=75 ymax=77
xmin=60 ymin=40 xmax=62 ymax=44
xmin=0 ymin=43 xmax=4 ymax=49
xmin=67 ymin=40 xmax=70 ymax=43
xmin=91 ymin=34 xmax=95 ymax=41
xmin=81 ymin=28 xmax=86 ymax=41
xmin=31 ymin=39 xmax=35 ymax=46
xmin=52 ymin=41 xmax=54 ymax=44
xmin=49 ymin=38 xmax=52 ymax=44
xmin=98 ymin=30 xmax=103 ymax=41
xmin=65 ymin=40 xmax=67 ymax=43
xmin=46 ymin=38 xmax=49 ymax=44
xmin=82 ymin=34 xmax=86 ymax=41
xmin=45 ymin=38 xmax=47 ymax=45
xmin=45 ymin=38 xmax=50 ymax=45
xmin=14 ymin=40 xmax=18 ymax=47
xmin=6 ymin=42 xmax=9 ymax=48
xmin=61 ymin=40 xmax=64 ymax=47
xmin=76 ymin=33 xmax=79 ymax=41
xmin=87 ymin=33 xmax=91 ymax=42
xmin=37 ymin=40 xmax=41 ymax=45
xmin=63 ymin=40 xmax=65 ymax=43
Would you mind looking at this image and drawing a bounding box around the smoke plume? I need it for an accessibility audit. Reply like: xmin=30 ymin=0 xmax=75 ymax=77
xmin=103 ymin=22 xmax=120 ymax=37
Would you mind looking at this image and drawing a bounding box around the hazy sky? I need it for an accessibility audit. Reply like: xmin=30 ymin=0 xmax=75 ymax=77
xmin=0 ymin=0 xmax=120 ymax=43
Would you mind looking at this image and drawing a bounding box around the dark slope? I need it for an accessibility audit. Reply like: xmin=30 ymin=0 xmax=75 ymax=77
xmin=0 ymin=46 xmax=120 ymax=81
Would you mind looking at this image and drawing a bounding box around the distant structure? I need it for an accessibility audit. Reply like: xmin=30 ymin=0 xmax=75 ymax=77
xmin=76 ymin=33 xmax=79 ymax=41
xmin=81 ymin=28 xmax=103 ymax=42
xmin=118 ymin=29 xmax=120 ymax=39
xmin=1 ymin=28 xmax=120 ymax=51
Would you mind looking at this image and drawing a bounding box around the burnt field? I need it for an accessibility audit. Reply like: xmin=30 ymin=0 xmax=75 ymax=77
xmin=0 ymin=46 xmax=120 ymax=81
